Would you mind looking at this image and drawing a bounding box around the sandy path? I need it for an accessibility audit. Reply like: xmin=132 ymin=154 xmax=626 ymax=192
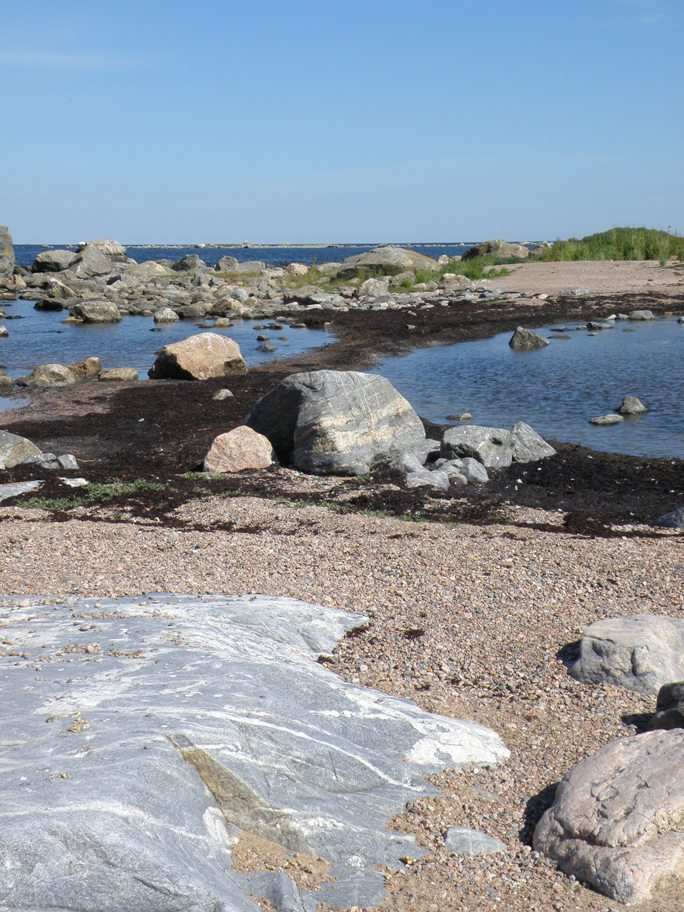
xmin=1 ymin=494 xmax=681 ymax=912
xmin=486 ymin=259 xmax=684 ymax=296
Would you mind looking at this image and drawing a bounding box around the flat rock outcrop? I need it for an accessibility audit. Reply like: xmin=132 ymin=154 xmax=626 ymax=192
xmin=534 ymin=730 xmax=684 ymax=904
xmin=247 ymin=370 xmax=426 ymax=475
xmin=338 ymin=245 xmax=439 ymax=277
xmin=0 ymin=593 xmax=508 ymax=912
xmin=569 ymin=615 xmax=684 ymax=695
xmin=149 ymin=332 xmax=247 ymax=380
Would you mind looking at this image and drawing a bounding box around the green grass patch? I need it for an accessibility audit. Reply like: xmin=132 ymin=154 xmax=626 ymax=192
xmin=20 ymin=479 xmax=166 ymax=512
xmin=539 ymin=227 xmax=684 ymax=262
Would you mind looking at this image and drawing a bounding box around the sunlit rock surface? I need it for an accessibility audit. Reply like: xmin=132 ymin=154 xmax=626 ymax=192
xmin=0 ymin=594 xmax=508 ymax=912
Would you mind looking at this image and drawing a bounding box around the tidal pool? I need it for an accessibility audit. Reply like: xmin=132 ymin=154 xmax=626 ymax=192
xmin=376 ymin=319 xmax=684 ymax=459
xmin=0 ymin=300 xmax=332 ymax=379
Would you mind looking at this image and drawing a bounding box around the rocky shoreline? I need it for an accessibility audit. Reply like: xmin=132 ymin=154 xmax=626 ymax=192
xmin=1 ymin=227 xmax=684 ymax=911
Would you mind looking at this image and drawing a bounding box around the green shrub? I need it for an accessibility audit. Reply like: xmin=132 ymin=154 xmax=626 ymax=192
xmin=539 ymin=227 xmax=684 ymax=262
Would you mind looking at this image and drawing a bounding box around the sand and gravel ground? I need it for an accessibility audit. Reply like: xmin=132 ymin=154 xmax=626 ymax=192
xmin=2 ymin=493 xmax=682 ymax=912
xmin=487 ymin=259 xmax=684 ymax=297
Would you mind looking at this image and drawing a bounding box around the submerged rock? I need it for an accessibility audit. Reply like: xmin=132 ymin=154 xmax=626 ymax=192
xmin=629 ymin=309 xmax=656 ymax=321
xmin=247 ymin=370 xmax=426 ymax=476
xmin=149 ymin=332 xmax=246 ymax=381
xmin=569 ymin=615 xmax=684 ymax=695
xmin=0 ymin=593 xmax=508 ymax=912
xmin=535 ymin=730 xmax=684 ymax=904
xmin=590 ymin=413 xmax=623 ymax=426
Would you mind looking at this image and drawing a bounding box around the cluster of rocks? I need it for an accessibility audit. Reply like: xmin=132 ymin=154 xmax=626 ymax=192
xmin=0 ymin=429 xmax=84 ymax=499
xmin=533 ymin=614 xmax=684 ymax=904
xmin=7 ymin=355 xmax=139 ymax=388
xmin=199 ymin=369 xmax=557 ymax=485
xmin=0 ymin=232 xmax=524 ymax=323
xmin=590 ymin=395 xmax=649 ymax=426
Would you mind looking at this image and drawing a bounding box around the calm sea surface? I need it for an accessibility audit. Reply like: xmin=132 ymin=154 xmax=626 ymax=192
xmin=375 ymin=319 xmax=684 ymax=459
xmin=14 ymin=243 xmax=471 ymax=269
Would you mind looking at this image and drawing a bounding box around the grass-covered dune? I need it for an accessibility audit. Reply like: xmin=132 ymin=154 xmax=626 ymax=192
xmin=540 ymin=227 xmax=684 ymax=263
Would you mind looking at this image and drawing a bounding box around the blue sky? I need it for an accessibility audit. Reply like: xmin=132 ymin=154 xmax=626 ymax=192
xmin=2 ymin=0 xmax=682 ymax=243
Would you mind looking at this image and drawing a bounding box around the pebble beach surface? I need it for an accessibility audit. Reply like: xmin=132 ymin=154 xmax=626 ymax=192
xmin=1 ymin=493 xmax=681 ymax=912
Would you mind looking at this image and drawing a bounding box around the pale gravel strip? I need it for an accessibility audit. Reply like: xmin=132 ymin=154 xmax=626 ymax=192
xmin=0 ymin=495 xmax=682 ymax=912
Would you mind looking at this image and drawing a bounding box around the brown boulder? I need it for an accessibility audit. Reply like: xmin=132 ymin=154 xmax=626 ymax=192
xmin=149 ymin=332 xmax=246 ymax=381
xmin=204 ymin=426 xmax=274 ymax=473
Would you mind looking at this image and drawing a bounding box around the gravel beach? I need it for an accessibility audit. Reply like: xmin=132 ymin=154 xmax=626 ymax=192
xmin=1 ymin=494 xmax=681 ymax=911
xmin=1 ymin=260 xmax=683 ymax=910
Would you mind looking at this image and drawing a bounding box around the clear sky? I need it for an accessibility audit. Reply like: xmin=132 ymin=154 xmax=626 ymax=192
xmin=2 ymin=0 xmax=682 ymax=243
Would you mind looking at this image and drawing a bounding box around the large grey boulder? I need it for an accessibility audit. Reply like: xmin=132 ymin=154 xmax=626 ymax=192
xmin=441 ymin=421 xmax=554 ymax=469
xmin=247 ymin=370 xmax=426 ymax=475
xmin=0 ymin=430 xmax=42 ymax=469
xmin=569 ymin=615 xmax=684 ymax=695
xmin=0 ymin=226 xmax=14 ymax=276
xmin=71 ymin=300 xmax=122 ymax=323
xmin=69 ymin=244 xmax=114 ymax=278
xmin=338 ymin=246 xmax=439 ymax=278
xmin=31 ymin=249 xmax=78 ymax=272
xmin=534 ymin=730 xmax=684 ymax=905
xmin=149 ymin=332 xmax=246 ymax=380
xmin=509 ymin=326 xmax=549 ymax=351
xmin=0 ymin=593 xmax=508 ymax=912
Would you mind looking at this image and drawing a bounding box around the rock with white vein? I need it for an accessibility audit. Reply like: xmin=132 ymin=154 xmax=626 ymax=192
xmin=0 ymin=594 xmax=508 ymax=912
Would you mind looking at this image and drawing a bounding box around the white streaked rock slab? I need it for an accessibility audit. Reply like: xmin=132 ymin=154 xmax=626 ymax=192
xmin=0 ymin=594 xmax=508 ymax=911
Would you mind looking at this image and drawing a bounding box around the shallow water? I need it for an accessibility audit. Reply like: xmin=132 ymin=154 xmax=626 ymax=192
xmin=376 ymin=319 xmax=684 ymax=459
xmin=0 ymin=300 xmax=332 ymax=379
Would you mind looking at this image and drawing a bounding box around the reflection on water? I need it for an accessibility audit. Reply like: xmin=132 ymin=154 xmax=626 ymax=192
xmin=376 ymin=319 xmax=684 ymax=459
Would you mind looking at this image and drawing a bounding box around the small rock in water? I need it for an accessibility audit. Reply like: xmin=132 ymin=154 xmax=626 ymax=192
xmin=445 ymin=828 xmax=505 ymax=856
xmin=590 ymin=414 xmax=624 ymax=426
xmin=509 ymin=326 xmax=549 ymax=351
xmin=629 ymin=309 xmax=656 ymax=321
xmin=618 ymin=395 xmax=648 ymax=415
